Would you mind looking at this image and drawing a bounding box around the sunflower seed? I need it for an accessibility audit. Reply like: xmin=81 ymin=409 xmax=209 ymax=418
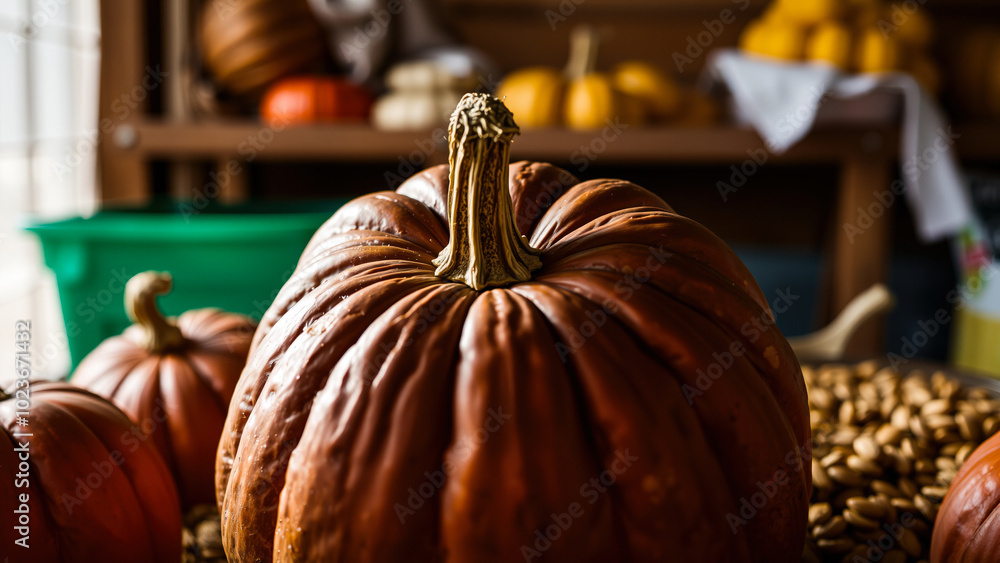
xmin=808 ymin=503 xmax=833 ymax=527
xmin=843 ymin=508 xmax=880 ymax=529
xmin=813 ymin=515 xmax=847 ymax=539
xmin=845 ymin=497 xmax=885 ymax=519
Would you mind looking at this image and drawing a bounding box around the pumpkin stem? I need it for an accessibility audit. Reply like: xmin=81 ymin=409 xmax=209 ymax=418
xmin=432 ymin=94 xmax=542 ymax=290
xmin=126 ymin=271 xmax=187 ymax=353
xmin=564 ymin=25 xmax=601 ymax=80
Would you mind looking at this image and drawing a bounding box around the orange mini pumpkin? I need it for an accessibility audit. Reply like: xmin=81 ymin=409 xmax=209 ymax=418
xmin=260 ymin=76 xmax=372 ymax=126
xmin=74 ymin=271 xmax=255 ymax=508
xmin=0 ymin=382 xmax=181 ymax=561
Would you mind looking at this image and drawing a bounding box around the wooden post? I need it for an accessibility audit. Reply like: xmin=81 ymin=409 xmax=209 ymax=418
xmin=830 ymin=153 xmax=893 ymax=357
xmin=98 ymin=0 xmax=147 ymax=204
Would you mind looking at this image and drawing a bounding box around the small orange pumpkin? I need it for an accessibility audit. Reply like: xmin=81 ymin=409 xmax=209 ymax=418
xmin=0 ymin=382 xmax=181 ymax=561
xmin=260 ymin=76 xmax=372 ymax=126
xmin=73 ymin=271 xmax=255 ymax=509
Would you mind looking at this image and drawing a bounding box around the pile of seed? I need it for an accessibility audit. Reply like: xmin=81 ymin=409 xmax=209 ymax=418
xmin=182 ymin=504 xmax=225 ymax=563
xmin=801 ymin=361 xmax=1000 ymax=562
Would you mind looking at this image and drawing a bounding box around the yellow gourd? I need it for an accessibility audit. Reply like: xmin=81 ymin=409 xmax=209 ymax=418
xmin=745 ymin=22 xmax=807 ymax=61
xmin=564 ymin=73 xmax=622 ymax=130
xmin=855 ymin=28 xmax=901 ymax=73
xmin=806 ymin=22 xmax=853 ymax=71
xmin=495 ymin=68 xmax=565 ymax=127
xmin=612 ymin=61 xmax=681 ymax=120
xmin=738 ymin=0 xmax=940 ymax=95
xmin=498 ymin=26 xmax=641 ymax=129
xmin=739 ymin=21 xmax=770 ymax=56
xmin=562 ymin=27 xmax=636 ymax=129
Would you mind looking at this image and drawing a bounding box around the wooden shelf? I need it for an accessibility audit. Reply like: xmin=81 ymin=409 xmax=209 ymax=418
xmin=118 ymin=120 xmax=899 ymax=164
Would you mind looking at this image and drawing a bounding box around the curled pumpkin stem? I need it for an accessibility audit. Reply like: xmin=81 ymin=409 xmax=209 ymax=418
xmin=433 ymin=93 xmax=542 ymax=290
xmin=126 ymin=271 xmax=187 ymax=353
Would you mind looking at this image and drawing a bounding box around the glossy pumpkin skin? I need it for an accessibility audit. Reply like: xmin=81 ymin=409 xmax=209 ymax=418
xmin=216 ymin=158 xmax=811 ymax=562
xmin=74 ymin=305 xmax=255 ymax=508
xmin=931 ymin=430 xmax=1000 ymax=562
xmin=0 ymin=383 xmax=181 ymax=562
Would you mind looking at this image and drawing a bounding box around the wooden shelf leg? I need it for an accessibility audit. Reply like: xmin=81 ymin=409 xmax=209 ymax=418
xmin=98 ymin=0 xmax=148 ymax=205
xmin=831 ymin=154 xmax=893 ymax=357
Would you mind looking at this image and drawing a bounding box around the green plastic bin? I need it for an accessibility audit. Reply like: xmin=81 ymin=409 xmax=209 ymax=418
xmin=26 ymin=199 xmax=350 ymax=371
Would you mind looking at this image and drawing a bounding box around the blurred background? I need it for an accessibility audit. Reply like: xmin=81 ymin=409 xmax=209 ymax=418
xmin=3 ymin=0 xmax=1000 ymax=382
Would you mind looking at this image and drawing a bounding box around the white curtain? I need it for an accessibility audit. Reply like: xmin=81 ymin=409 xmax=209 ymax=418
xmin=0 ymin=0 xmax=101 ymax=383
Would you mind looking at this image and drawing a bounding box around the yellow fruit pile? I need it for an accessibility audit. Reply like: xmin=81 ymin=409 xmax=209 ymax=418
xmin=739 ymin=0 xmax=939 ymax=92
xmin=497 ymin=27 xmax=718 ymax=130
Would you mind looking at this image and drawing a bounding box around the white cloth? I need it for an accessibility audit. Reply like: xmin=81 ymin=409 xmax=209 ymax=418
xmin=704 ymin=49 xmax=972 ymax=242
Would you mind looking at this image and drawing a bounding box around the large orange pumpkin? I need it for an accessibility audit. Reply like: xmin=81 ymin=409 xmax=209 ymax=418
xmin=931 ymin=429 xmax=1000 ymax=562
xmin=216 ymin=94 xmax=810 ymax=562
xmin=74 ymin=271 xmax=255 ymax=508
xmin=0 ymin=382 xmax=181 ymax=562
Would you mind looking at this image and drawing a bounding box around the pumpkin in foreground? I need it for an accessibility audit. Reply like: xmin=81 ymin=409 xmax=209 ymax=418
xmin=74 ymin=271 xmax=255 ymax=508
xmin=0 ymin=382 xmax=181 ymax=562
xmin=931 ymin=429 xmax=1000 ymax=562
xmin=216 ymin=93 xmax=811 ymax=562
